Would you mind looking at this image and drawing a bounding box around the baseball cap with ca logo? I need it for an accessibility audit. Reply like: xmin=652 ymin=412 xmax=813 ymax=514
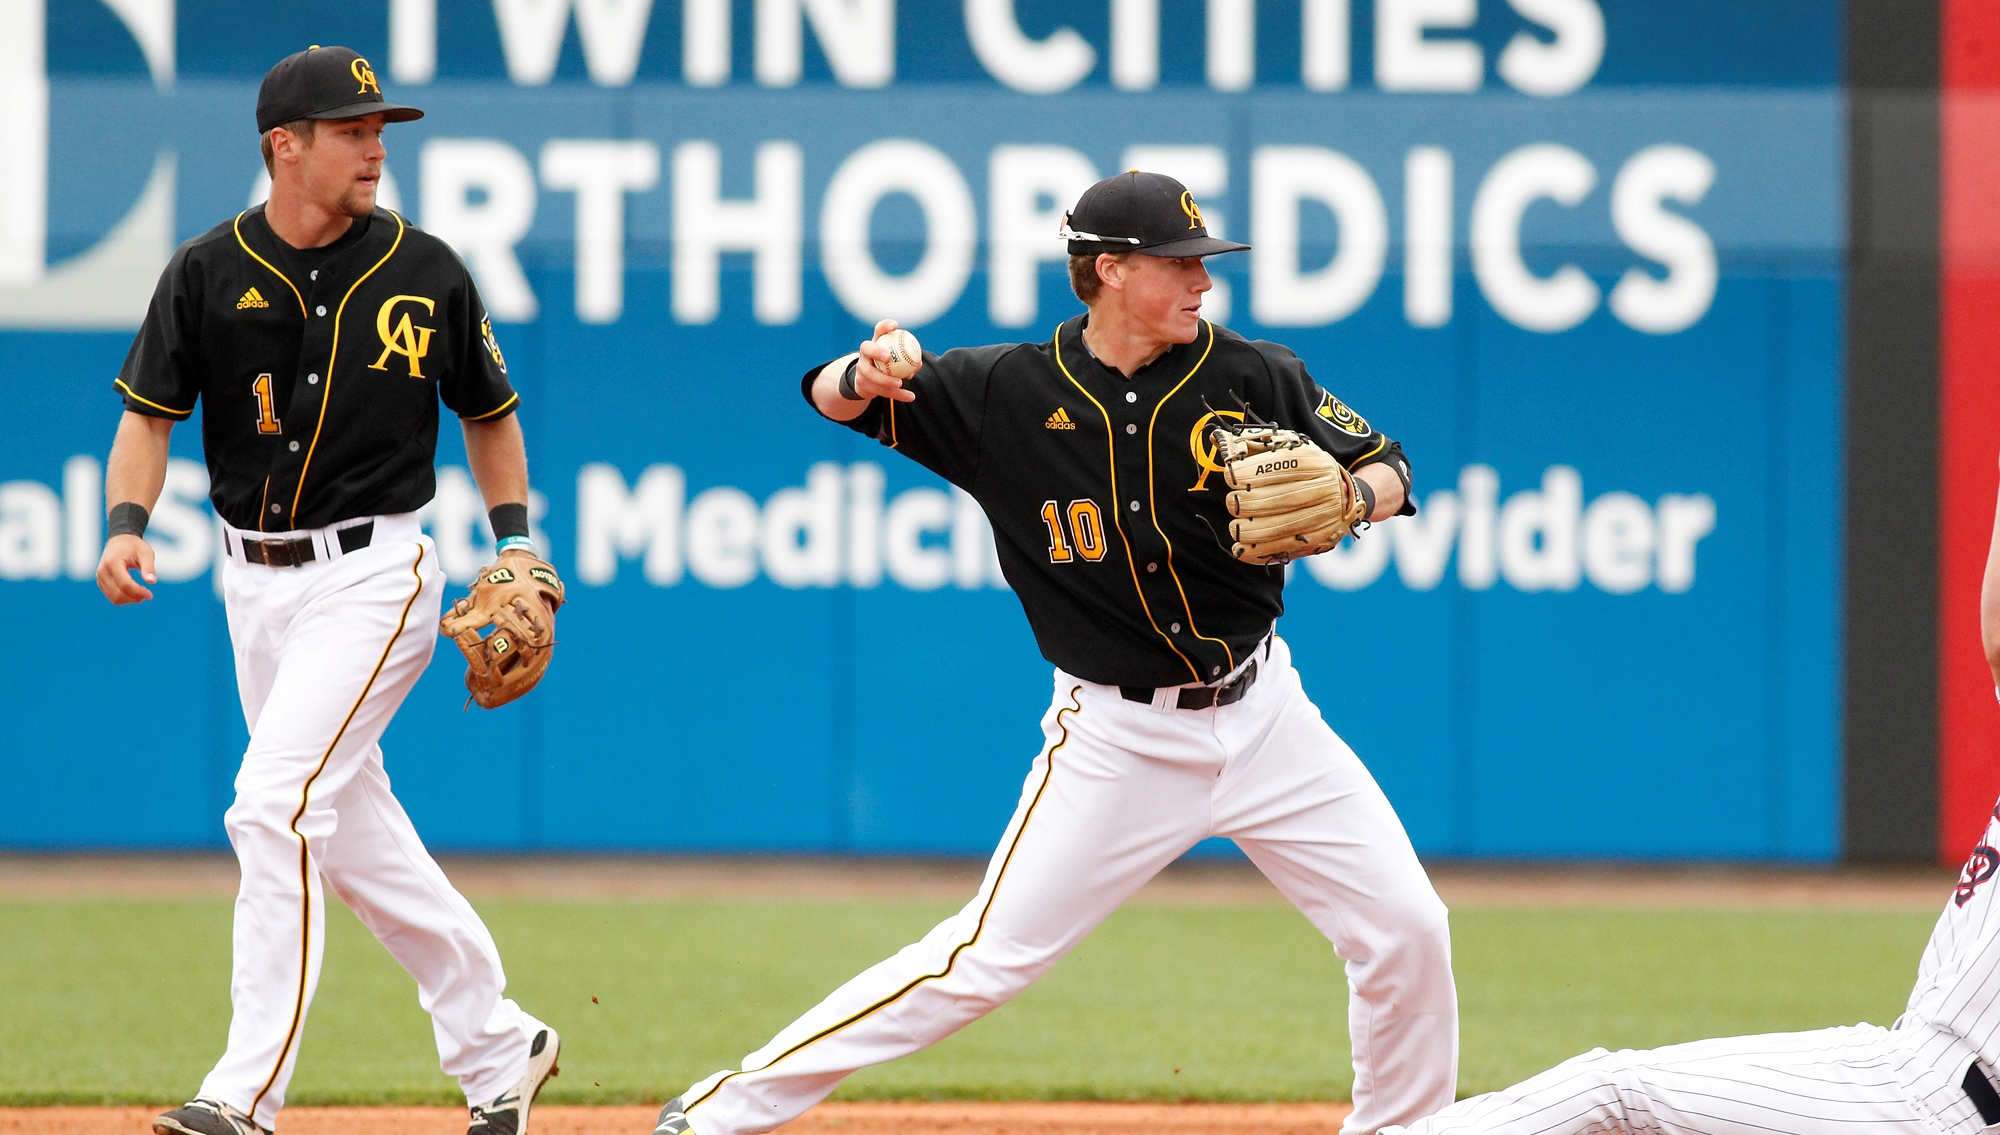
xmin=255 ymin=45 xmax=424 ymax=134
xmin=1060 ymin=170 xmax=1251 ymax=259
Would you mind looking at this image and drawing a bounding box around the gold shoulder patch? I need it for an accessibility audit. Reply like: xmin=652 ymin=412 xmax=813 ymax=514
xmin=481 ymin=317 xmax=508 ymax=375
xmin=1316 ymin=390 xmax=1371 ymax=436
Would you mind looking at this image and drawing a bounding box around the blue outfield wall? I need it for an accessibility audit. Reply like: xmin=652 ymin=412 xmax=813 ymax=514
xmin=0 ymin=0 xmax=1842 ymax=859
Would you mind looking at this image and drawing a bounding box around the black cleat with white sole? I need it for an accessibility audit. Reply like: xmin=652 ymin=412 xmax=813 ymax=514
xmin=153 ymin=1099 xmax=271 ymax=1135
xmin=468 ymin=1026 xmax=561 ymax=1135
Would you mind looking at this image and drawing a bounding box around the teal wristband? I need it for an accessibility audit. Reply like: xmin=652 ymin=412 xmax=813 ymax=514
xmin=495 ymin=535 xmax=535 ymax=556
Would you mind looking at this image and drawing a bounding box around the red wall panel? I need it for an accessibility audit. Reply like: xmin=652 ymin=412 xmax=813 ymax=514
xmin=1939 ymin=0 xmax=2000 ymax=859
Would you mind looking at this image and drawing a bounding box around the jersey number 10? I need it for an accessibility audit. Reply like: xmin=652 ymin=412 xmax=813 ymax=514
xmin=1041 ymin=499 xmax=1107 ymax=564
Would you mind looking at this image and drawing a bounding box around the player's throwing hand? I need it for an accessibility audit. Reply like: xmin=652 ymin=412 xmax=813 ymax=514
xmin=95 ymin=533 xmax=156 ymax=605
xmin=852 ymin=320 xmax=921 ymax=402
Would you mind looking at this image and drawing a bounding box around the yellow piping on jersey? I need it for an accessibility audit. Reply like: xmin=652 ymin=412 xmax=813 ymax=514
xmin=112 ymin=378 xmax=193 ymax=419
xmin=289 ymin=212 xmax=406 ymax=521
xmin=233 ymin=212 xmax=308 ymax=317
xmin=1052 ymin=319 xmax=1202 ymax=685
xmin=1345 ymin=434 xmax=1388 ymax=470
xmin=463 ymin=393 xmax=520 ymax=422
xmin=683 ymin=685 xmax=1084 ymax=1115
xmin=249 ymin=542 xmax=427 ymax=1118
xmin=1142 ymin=320 xmax=1234 ymax=676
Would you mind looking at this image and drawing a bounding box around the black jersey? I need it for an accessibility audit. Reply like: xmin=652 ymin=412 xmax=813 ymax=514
xmin=114 ymin=206 xmax=519 ymax=532
xmin=809 ymin=316 xmax=1414 ymax=688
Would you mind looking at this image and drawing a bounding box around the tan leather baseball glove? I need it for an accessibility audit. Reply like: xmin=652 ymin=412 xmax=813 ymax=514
xmin=440 ymin=552 xmax=565 ymax=709
xmin=1213 ymin=423 xmax=1368 ymax=565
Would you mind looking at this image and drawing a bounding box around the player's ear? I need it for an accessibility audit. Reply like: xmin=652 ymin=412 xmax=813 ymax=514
xmin=1096 ymin=253 xmax=1126 ymax=292
xmin=269 ymin=124 xmax=311 ymax=167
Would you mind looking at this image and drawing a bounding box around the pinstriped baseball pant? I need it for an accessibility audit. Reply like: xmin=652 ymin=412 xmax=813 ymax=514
xmin=678 ymin=635 xmax=1457 ymax=1135
xmin=1380 ymin=1023 xmax=1994 ymax=1135
xmin=198 ymin=518 xmax=539 ymax=1129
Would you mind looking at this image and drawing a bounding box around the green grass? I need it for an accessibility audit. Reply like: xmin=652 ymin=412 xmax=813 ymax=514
xmin=0 ymin=897 xmax=1937 ymax=1106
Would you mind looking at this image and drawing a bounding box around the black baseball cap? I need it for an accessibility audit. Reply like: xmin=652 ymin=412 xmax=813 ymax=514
xmin=1061 ymin=171 xmax=1250 ymax=259
xmin=256 ymin=46 xmax=423 ymax=134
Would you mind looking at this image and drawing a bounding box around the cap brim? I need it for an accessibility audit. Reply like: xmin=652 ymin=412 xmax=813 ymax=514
xmin=306 ymin=101 xmax=425 ymax=124
xmin=1138 ymin=235 xmax=1251 ymax=258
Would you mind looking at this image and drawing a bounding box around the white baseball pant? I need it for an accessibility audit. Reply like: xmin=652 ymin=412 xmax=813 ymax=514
xmin=199 ymin=515 xmax=541 ymax=1130
xmin=680 ymin=634 xmax=1456 ymax=1135
xmin=1380 ymin=1023 xmax=1994 ymax=1135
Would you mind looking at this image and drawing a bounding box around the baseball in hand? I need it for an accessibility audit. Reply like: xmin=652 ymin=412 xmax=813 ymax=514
xmin=875 ymin=329 xmax=922 ymax=379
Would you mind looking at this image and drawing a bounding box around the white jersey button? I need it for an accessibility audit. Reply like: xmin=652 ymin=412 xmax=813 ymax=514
xmin=271 ymin=504 xmax=282 ymax=514
xmin=307 ymin=373 xmax=319 ymax=384
xmin=1129 ymin=500 xmax=1140 ymax=511
xmin=1124 ymin=392 xmax=1137 ymax=403
xmin=315 ymin=305 xmax=327 ymax=316
xmin=289 ymin=441 xmax=300 ymax=452
xmin=1125 ymin=424 xmax=1137 ymax=434
xmin=1147 ymin=562 xmax=1157 ymax=572
xmin=1170 ymin=622 xmax=1182 ymax=633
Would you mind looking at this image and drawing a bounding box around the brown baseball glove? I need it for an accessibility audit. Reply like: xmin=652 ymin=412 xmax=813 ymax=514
xmin=440 ymin=552 xmax=565 ymax=709
xmin=1213 ymin=422 xmax=1368 ymax=565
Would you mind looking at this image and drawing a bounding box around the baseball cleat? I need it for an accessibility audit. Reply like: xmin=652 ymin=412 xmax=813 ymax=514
xmin=467 ymin=1026 xmax=561 ymax=1135
xmin=152 ymin=1098 xmax=270 ymax=1135
xmin=652 ymin=1096 xmax=693 ymax=1135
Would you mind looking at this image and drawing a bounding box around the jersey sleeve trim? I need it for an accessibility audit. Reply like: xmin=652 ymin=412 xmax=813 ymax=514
xmin=114 ymin=378 xmax=194 ymax=419
xmin=1343 ymin=436 xmax=1389 ymax=469
xmin=232 ymin=212 xmax=308 ymax=317
xmin=1052 ymin=318 xmax=1204 ymax=685
xmin=461 ymin=393 xmax=521 ymax=421
xmin=290 ymin=212 xmax=407 ymax=520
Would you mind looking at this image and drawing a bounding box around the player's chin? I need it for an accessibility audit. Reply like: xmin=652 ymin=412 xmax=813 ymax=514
xmin=338 ymin=182 xmax=379 ymax=218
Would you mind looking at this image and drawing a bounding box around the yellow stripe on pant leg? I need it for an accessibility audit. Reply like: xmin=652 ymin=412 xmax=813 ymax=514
xmin=249 ymin=544 xmax=429 ymax=1116
xmin=686 ymin=686 xmax=1086 ymax=1113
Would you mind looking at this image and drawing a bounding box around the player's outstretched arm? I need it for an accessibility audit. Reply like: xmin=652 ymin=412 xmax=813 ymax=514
xmin=96 ymin=410 xmax=173 ymax=605
xmin=1981 ymin=451 xmax=2000 ymax=689
xmin=810 ymin=319 xmax=920 ymax=422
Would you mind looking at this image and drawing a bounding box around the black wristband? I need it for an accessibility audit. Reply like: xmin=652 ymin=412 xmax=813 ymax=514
xmin=837 ymin=359 xmax=866 ymax=401
xmin=1351 ymin=473 xmax=1377 ymax=520
xmin=107 ymin=502 xmax=149 ymax=539
xmin=488 ymin=503 xmax=530 ymax=541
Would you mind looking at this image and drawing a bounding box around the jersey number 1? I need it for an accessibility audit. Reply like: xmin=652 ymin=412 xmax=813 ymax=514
xmin=1040 ymin=499 xmax=1106 ymax=564
xmin=252 ymin=373 xmax=282 ymax=435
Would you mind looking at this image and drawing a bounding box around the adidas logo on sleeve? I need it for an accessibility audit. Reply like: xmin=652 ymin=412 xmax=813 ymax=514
xmin=236 ymin=287 xmax=269 ymax=310
xmin=1045 ymin=407 xmax=1076 ymax=430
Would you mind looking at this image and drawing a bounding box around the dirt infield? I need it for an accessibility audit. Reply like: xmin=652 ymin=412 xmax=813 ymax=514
xmin=0 ymin=1103 xmax=1355 ymax=1135
xmin=0 ymin=853 xmax=1958 ymax=908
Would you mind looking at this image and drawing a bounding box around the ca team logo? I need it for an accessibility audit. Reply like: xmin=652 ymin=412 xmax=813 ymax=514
xmin=1316 ymin=390 xmax=1370 ymax=436
xmin=351 ymin=57 xmax=382 ymax=96
xmin=371 ymin=294 xmax=437 ymax=378
xmin=1187 ymin=409 xmax=1246 ymax=491
xmin=1180 ymin=191 xmax=1203 ymax=230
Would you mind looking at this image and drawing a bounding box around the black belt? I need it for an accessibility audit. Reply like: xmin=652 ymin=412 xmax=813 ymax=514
xmin=240 ymin=521 xmax=374 ymax=568
xmin=1965 ymin=1062 xmax=2000 ymax=1125
xmin=1123 ymin=660 xmax=1258 ymax=711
